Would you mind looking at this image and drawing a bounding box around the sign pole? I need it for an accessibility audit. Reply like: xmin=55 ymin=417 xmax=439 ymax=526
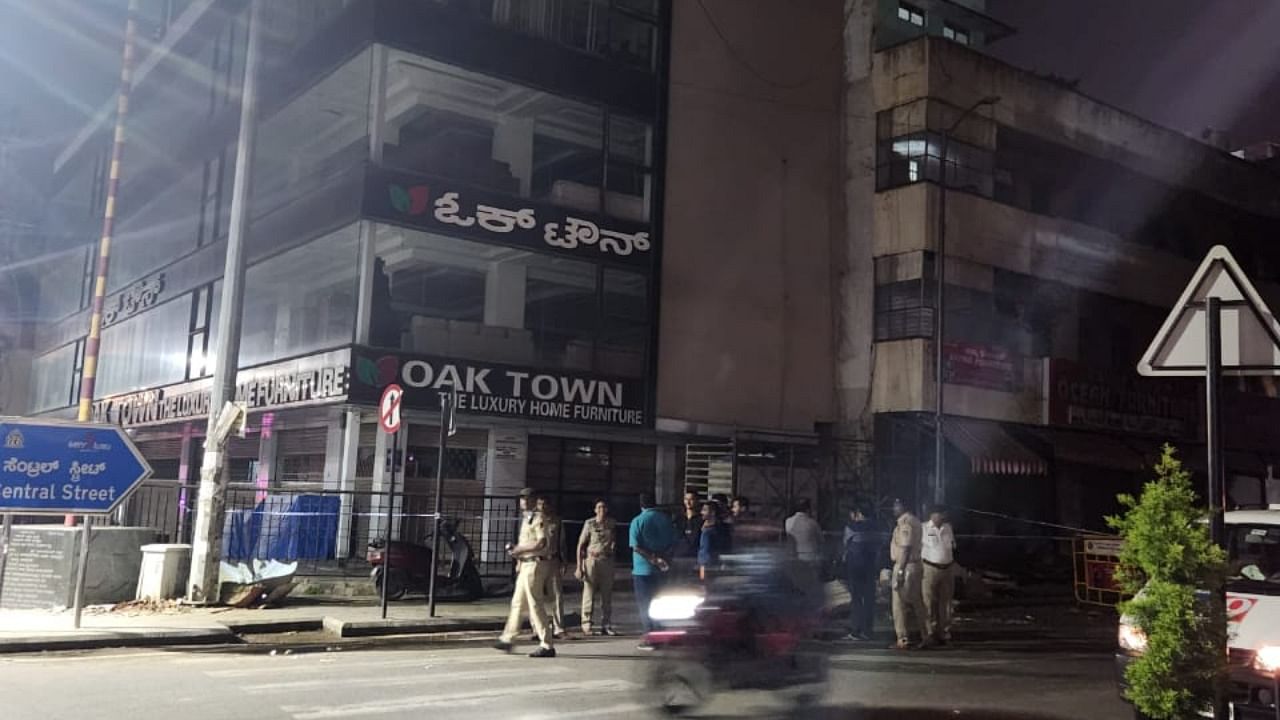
xmin=380 ymin=429 xmax=398 ymax=620
xmin=0 ymin=513 xmax=11 ymax=602
xmin=72 ymin=516 xmax=93 ymax=629
xmin=1205 ymin=296 xmax=1229 ymax=720
xmin=426 ymin=394 xmax=452 ymax=619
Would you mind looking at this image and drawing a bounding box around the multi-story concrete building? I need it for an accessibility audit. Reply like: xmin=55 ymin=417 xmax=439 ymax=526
xmin=843 ymin=10 xmax=1280 ymax=550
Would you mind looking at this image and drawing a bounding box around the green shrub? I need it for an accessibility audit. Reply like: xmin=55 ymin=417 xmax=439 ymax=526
xmin=1106 ymin=445 xmax=1227 ymax=720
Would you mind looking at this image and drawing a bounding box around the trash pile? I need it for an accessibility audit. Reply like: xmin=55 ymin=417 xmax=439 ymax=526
xmin=218 ymin=560 xmax=298 ymax=608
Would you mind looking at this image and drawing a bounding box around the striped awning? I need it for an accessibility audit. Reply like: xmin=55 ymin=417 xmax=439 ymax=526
xmin=942 ymin=417 xmax=1047 ymax=476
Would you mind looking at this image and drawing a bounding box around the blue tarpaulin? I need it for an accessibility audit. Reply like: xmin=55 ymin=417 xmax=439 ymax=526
xmin=221 ymin=495 xmax=340 ymax=562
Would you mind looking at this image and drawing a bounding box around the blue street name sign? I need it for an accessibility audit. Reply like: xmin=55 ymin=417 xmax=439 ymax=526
xmin=0 ymin=418 xmax=153 ymax=515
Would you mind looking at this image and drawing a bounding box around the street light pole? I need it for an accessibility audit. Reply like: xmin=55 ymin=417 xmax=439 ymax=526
xmin=187 ymin=0 xmax=264 ymax=604
xmin=932 ymin=95 xmax=1000 ymax=509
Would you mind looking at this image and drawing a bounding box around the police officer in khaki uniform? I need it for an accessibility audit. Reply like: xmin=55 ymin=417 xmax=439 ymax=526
xmin=890 ymin=498 xmax=927 ymax=649
xmin=536 ymin=496 xmax=566 ymax=638
xmin=576 ymin=498 xmax=617 ymax=636
xmin=494 ymin=488 xmax=556 ymax=658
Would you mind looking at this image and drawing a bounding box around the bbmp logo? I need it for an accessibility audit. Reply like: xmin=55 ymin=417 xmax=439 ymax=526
xmin=356 ymin=355 xmax=401 ymax=387
xmin=4 ymin=429 xmax=23 ymax=449
xmin=389 ymin=184 xmax=431 ymax=216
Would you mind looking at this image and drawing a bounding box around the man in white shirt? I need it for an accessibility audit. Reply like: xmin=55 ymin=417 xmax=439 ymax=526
xmin=785 ymin=499 xmax=824 ymax=566
xmin=921 ymin=506 xmax=957 ymax=644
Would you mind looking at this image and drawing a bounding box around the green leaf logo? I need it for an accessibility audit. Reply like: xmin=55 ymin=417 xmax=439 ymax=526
xmin=356 ymin=356 xmax=379 ymax=386
xmin=389 ymin=184 xmax=411 ymax=213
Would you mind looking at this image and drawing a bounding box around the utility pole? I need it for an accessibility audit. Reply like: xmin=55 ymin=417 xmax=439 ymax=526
xmin=187 ymin=0 xmax=264 ymax=604
xmin=932 ymin=95 xmax=999 ymax=508
xmin=71 ymin=0 xmax=140 ymax=526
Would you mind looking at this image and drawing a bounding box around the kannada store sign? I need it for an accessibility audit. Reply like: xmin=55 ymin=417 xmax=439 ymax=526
xmin=349 ymin=348 xmax=648 ymax=428
xmin=363 ymin=168 xmax=653 ymax=267
xmin=1045 ymin=358 xmax=1197 ymax=438
xmin=92 ymin=349 xmax=351 ymax=428
xmin=943 ymin=343 xmax=1020 ymax=393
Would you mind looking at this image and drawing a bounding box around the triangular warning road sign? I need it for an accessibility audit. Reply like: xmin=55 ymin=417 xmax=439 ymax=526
xmin=1139 ymin=245 xmax=1280 ymax=376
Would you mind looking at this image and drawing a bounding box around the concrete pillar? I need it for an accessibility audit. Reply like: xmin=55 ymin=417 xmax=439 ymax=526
xmin=654 ymin=442 xmax=680 ymax=506
xmin=332 ymin=410 xmax=363 ymax=559
xmin=491 ymin=117 xmax=535 ymax=197
xmin=369 ymin=425 xmax=406 ymax=540
xmin=325 ymin=409 xmax=360 ymax=556
xmin=255 ymin=414 xmax=279 ymax=501
xmin=272 ymin=300 xmax=292 ymax=360
xmin=482 ymin=429 xmax=527 ymax=563
xmin=835 ymin=0 xmax=878 ymax=441
xmin=484 ymin=261 xmax=527 ymax=329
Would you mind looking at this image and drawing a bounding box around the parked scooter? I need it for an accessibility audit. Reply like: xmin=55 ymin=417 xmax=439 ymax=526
xmin=367 ymin=519 xmax=485 ymax=602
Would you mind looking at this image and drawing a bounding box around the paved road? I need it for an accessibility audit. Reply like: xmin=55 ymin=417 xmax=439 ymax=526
xmin=0 ymin=637 xmax=1131 ymax=720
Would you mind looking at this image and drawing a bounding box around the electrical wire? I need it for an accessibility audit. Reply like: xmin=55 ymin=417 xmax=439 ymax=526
xmin=694 ymin=0 xmax=854 ymax=91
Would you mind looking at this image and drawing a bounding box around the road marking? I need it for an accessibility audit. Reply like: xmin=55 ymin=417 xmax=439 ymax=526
xmin=515 ymin=702 xmax=650 ymax=719
xmin=243 ymin=665 xmax=569 ymax=693
xmin=4 ymin=650 xmax=177 ymax=664
xmin=284 ymin=679 xmax=638 ymax=719
xmin=203 ymin=652 xmax=508 ymax=678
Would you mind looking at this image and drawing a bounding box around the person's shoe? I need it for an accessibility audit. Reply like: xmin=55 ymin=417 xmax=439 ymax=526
xmin=580 ymin=625 xmax=591 ymax=636
xmin=493 ymin=640 xmax=513 ymax=653
xmin=890 ymin=639 xmax=911 ymax=650
xmin=529 ymin=646 xmax=556 ymax=658
xmin=602 ymin=627 xmax=619 ymax=637
xmin=636 ymin=641 xmax=656 ymax=651
xmin=552 ymin=630 xmax=566 ymax=640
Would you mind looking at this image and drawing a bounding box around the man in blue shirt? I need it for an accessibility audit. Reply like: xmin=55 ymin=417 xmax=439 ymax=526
xmin=629 ymin=493 xmax=676 ymax=646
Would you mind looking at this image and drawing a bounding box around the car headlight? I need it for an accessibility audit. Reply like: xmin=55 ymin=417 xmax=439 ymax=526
xmin=1255 ymin=646 xmax=1280 ymax=673
xmin=648 ymin=592 xmax=704 ymax=621
xmin=1119 ymin=624 xmax=1148 ymax=654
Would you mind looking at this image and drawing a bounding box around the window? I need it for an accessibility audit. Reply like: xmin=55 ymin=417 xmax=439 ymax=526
xmin=874 ymin=253 xmax=935 ymax=341
xmin=943 ymin=24 xmax=970 ymax=45
xmin=238 ymin=224 xmax=360 ymax=368
xmin=97 ymin=297 xmax=192 ymax=397
xmin=897 ymin=2 xmax=925 ymax=27
xmin=111 ymin=164 xmax=205 ymax=293
xmin=187 ymin=283 xmax=216 ymax=380
xmin=373 ymin=223 xmax=651 ymax=377
xmin=253 ymin=48 xmax=372 ymax=219
xmin=875 ymin=107 xmax=995 ymax=196
xmin=484 ymin=0 xmax=659 ymax=70
xmin=382 ymin=51 xmax=654 ymax=223
xmin=30 ymin=343 xmax=78 ymax=412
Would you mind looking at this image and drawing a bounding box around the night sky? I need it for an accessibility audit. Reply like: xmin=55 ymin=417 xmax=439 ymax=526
xmin=1 ymin=0 xmax=1278 ymax=153
xmin=989 ymin=0 xmax=1280 ymax=148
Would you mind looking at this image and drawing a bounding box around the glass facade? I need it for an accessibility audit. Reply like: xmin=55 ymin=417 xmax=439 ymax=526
xmin=110 ymin=165 xmax=206 ymax=293
xmin=238 ymin=223 xmax=360 ymax=368
xmin=30 ymin=342 xmax=78 ymax=412
xmin=253 ymin=47 xmax=372 ymax=220
xmin=371 ymin=223 xmax=648 ymax=377
xmin=448 ymin=0 xmax=659 ymax=69
xmin=382 ymin=51 xmax=654 ymax=223
xmin=28 ymin=3 xmax=664 ymax=423
xmin=97 ymin=295 xmax=192 ymax=397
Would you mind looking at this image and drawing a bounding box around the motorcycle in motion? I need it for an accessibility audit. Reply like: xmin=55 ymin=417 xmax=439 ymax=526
xmin=642 ymin=549 xmax=830 ymax=715
xmin=367 ymin=519 xmax=484 ymax=601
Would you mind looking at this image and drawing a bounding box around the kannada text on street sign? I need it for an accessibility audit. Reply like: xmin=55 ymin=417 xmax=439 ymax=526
xmin=0 ymin=419 xmax=153 ymax=515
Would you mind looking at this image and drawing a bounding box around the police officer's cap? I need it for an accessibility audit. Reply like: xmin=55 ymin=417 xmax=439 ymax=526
xmin=518 ymin=487 xmax=537 ymax=498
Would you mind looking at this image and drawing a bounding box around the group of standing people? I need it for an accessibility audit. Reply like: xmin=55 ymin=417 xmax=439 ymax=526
xmin=496 ymin=488 xmax=764 ymax=656
xmin=844 ymin=499 xmax=956 ymax=649
xmin=495 ymin=486 xmax=958 ymax=658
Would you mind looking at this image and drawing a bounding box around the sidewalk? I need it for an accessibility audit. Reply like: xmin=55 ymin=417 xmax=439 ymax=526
xmin=0 ymin=578 xmax=1113 ymax=655
xmin=0 ymin=588 xmax=642 ymax=654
